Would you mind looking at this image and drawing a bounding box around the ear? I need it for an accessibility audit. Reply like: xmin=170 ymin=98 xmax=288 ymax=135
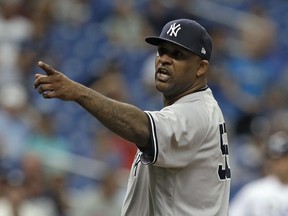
xmin=196 ymin=60 xmax=209 ymax=77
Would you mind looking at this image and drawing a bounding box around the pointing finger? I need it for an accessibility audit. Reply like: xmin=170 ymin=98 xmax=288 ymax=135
xmin=38 ymin=61 xmax=58 ymax=76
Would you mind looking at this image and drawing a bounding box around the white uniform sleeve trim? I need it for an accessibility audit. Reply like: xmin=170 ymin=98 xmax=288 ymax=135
xmin=140 ymin=111 xmax=158 ymax=165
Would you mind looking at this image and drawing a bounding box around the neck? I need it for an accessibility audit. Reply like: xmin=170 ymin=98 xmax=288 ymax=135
xmin=163 ymin=84 xmax=208 ymax=106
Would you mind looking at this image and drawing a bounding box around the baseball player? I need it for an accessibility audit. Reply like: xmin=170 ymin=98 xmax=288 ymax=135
xmin=34 ymin=19 xmax=231 ymax=215
xmin=229 ymin=131 xmax=288 ymax=216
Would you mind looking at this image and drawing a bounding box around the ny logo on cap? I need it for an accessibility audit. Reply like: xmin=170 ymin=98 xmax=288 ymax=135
xmin=167 ymin=23 xmax=181 ymax=37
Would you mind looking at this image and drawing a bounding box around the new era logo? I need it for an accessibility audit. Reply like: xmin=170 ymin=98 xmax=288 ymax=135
xmin=167 ymin=23 xmax=181 ymax=37
xmin=201 ymin=47 xmax=206 ymax=54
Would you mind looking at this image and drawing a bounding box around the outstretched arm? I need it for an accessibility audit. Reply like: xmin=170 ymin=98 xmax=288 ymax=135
xmin=34 ymin=61 xmax=151 ymax=148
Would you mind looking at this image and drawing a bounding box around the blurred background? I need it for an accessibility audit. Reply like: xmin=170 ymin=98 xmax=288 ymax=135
xmin=0 ymin=0 xmax=288 ymax=215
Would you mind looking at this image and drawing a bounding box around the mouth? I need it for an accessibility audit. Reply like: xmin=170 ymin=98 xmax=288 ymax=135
xmin=156 ymin=67 xmax=171 ymax=82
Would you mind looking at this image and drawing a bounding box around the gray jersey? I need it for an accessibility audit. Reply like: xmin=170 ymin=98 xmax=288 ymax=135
xmin=121 ymin=88 xmax=231 ymax=216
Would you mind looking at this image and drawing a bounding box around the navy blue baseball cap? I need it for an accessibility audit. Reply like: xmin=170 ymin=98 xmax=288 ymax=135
xmin=145 ymin=19 xmax=212 ymax=61
xmin=266 ymin=131 xmax=288 ymax=159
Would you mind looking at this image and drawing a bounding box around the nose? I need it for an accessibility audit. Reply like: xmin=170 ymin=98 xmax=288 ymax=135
xmin=158 ymin=54 xmax=173 ymax=65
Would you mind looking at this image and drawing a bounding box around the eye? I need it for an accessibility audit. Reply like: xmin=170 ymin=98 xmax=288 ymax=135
xmin=171 ymin=50 xmax=188 ymax=60
xmin=173 ymin=51 xmax=183 ymax=58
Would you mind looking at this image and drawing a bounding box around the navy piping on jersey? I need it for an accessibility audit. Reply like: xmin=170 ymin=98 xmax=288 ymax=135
xmin=140 ymin=112 xmax=158 ymax=165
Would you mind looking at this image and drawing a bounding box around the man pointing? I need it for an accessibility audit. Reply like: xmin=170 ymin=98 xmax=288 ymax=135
xmin=34 ymin=19 xmax=231 ymax=216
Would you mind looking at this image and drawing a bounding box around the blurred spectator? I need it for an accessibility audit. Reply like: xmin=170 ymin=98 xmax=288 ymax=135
xmin=0 ymin=0 xmax=32 ymax=86
xmin=102 ymin=0 xmax=153 ymax=51
xmin=229 ymin=131 xmax=288 ymax=216
xmin=0 ymin=154 xmax=57 ymax=216
xmin=21 ymin=153 xmax=58 ymax=216
xmin=25 ymin=113 xmax=71 ymax=174
xmin=68 ymin=169 xmax=124 ymax=216
xmin=0 ymin=83 xmax=38 ymax=161
xmin=52 ymin=0 xmax=91 ymax=25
